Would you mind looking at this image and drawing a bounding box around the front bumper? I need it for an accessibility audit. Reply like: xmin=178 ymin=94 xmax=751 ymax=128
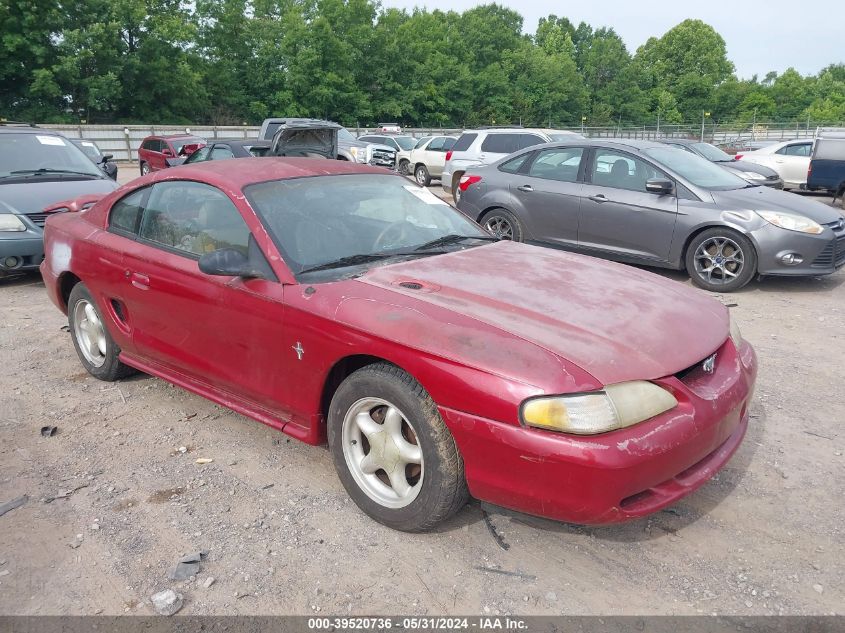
xmin=441 ymin=339 xmax=757 ymax=525
xmin=751 ymin=222 xmax=845 ymax=276
xmin=0 ymin=233 xmax=44 ymax=273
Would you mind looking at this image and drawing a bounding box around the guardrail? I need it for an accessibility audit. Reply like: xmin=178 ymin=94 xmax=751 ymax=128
xmin=39 ymin=121 xmax=845 ymax=161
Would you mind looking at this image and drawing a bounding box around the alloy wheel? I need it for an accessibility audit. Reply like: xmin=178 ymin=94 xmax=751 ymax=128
xmin=484 ymin=215 xmax=514 ymax=240
xmin=693 ymin=236 xmax=745 ymax=285
xmin=73 ymin=300 xmax=107 ymax=367
xmin=341 ymin=397 xmax=424 ymax=509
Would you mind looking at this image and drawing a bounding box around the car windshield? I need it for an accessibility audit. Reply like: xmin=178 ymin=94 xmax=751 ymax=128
xmin=0 ymin=133 xmax=103 ymax=178
xmin=642 ymin=146 xmax=749 ymax=190
xmin=547 ymin=133 xmax=581 ymax=142
xmin=246 ymin=145 xmax=269 ymax=157
xmin=692 ymin=142 xmax=733 ymax=162
xmin=393 ymin=136 xmax=417 ymax=150
xmin=245 ymin=174 xmax=490 ymax=277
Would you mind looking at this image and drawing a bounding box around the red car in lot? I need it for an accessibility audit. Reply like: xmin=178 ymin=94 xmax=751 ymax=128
xmin=40 ymin=158 xmax=757 ymax=531
xmin=137 ymin=133 xmax=205 ymax=175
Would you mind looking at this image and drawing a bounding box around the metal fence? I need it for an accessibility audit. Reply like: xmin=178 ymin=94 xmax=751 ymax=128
xmin=40 ymin=121 xmax=845 ymax=161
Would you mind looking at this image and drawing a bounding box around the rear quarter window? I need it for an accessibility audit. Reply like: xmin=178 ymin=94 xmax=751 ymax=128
xmin=451 ymin=133 xmax=477 ymax=152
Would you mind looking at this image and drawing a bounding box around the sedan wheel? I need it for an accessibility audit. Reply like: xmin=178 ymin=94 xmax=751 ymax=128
xmin=480 ymin=208 xmax=524 ymax=242
xmin=685 ymin=228 xmax=757 ymax=292
xmin=328 ymin=363 xmax=468 ymax=531
xmin=68 ymin=283 xmax=136 ymax=381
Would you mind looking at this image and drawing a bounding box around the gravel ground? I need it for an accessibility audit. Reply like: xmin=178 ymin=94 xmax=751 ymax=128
xmin=0 ymin=167 xmax=842 ymax=617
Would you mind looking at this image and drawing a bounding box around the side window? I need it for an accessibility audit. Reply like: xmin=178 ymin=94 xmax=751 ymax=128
xmin=210 ymin=145 xmax=235 ymax=160
xmin=499 ymin=153 xmax=531 ymax=174
xmin=451 ymin=133 xmax=477 ymax=152
xmin=591 ymin=150 xmax=666 ymax=193
xmin=442 ymin=138 xmax=456 ymax=151
xmin=414 ymin=137 xmax=430 ymax=150
xmin=516 ymin=134 xmax=545 ymax=150
xmin=784 ymin=143 xmax=812 ymax=157
xmin=480 ymin=134 xmax=518 ymax=154
xmin=428 ymin=137 xmax=446 ymax=152
xmin=527 ymin=148 xmax=584 ymax=183
xmin=138 ymin=181 xmax=251 ymax=257
xmin=109 ymin=188 xmax=147 ymax=235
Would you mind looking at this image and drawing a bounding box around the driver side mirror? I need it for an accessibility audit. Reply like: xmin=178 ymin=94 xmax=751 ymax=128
xmin=198 ymin=248 xmax=265 ymax=279
xmin=645 ymin=178 xmax=675 ymax=195
xmin=162 ymin=148 xmax=174 ymax=157
xmin=101 ymin=154 xmax=114 ymax=162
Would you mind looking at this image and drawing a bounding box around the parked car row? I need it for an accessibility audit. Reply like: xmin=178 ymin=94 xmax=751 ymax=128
xmin=456 ymin=137 xmax=845 ymax=291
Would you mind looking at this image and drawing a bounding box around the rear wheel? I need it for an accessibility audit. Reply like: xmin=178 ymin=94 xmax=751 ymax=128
xmin=415 ymin=164 xmax=431 ymax=187
xmin=685 ymin=227 xmax=757 ymax=292
xmin=68 ymin=283 xmax=136 ymax=381
xmin=328 ymin=363 xmax=468 ymax=532
xmin=480 ymin=208 xmax=524 ymax=242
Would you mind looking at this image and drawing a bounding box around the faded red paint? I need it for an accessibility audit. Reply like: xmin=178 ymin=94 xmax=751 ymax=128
xmin=40 ymin=158 xmax=757 ymax=524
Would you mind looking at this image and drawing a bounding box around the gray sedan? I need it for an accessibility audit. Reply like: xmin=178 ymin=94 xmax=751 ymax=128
xmin=456 ymin=139 xmax=845 ymax=292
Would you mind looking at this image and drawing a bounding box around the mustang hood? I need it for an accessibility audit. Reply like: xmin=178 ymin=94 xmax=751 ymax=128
xmin=713 ymin=185 xmax=842 ymax=224
xmin=1 ymin=179 xmax=118 ymax=216
xmin=356 ymin=241 xmax=729 ymax=385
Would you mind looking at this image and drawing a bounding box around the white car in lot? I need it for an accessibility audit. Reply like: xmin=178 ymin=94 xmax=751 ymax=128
xmin=736 ymin=139 xmax=814 ymax=189
xmin=406 ymin=135 xmax=457 ymax=186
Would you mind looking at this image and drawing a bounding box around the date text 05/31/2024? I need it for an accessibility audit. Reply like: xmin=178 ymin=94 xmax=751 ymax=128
xmin=307 ymin=617 xmax=528 ymax=630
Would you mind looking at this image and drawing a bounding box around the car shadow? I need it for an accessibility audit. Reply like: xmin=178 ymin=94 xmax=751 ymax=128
xmin=635 ymin=265 xmax=845 ymax=295
xmin=0 ymin=271 xmax=44 ymax=287
xmin=438 ymin=406 xmax=766 ymax=545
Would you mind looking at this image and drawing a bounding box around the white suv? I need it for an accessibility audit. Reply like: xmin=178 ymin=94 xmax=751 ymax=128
xmin=443 ymin=128 xmax=583 ymax=201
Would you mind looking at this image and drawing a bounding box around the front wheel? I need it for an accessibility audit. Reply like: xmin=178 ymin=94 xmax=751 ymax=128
xmin=685 ymin=228 xmax=757 ymax=292
xmin=68 ymin=283 xmax=136 ymax=381
xmin=397 ymin=159 xmax=410 ymax=175
xmin=480 ymin=208 xmax=524 ymax=242
xmin=140 ymin=162 xmax=150 ymax=176
xmin=328 ymin=363 xmax=468 ymax=532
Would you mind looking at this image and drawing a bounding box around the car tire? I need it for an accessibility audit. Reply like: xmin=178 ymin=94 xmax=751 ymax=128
xmin=415 ymin=165 xmax=431 ymax=187
xmin=328 ymin=362 xmax=469 ymax=532
xmin=68 ymin=283 xmax=136 ymax=381
xmin=480 ymin=208 xmax=524 ymax=242
xmin=140 ymin=162 xmax=150 ymax=176
xmin=452 ymin=172 xmax=464 ymax=203
xmin=398 ymin=160 xmax=410 ymax=176
xmin=685 ymin=227 xmax=757 ymax=293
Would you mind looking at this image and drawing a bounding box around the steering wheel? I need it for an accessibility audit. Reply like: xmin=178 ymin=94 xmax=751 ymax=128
xmin=373 ymin=221 xmax=412 ymax=251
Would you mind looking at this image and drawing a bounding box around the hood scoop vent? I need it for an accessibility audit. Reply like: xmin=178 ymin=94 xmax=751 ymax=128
xmin=399 ymin=281 xmax=423 ymax=290
xmin=393 ymin=279 xmax=440 ymax=293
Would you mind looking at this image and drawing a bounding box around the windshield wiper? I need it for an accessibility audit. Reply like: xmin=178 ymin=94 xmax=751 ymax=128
xmin=6 ymin=168 xmax=100 ymax=178
xmin=299 ymin=249 xmax=451 ymax=275
xmin=414 ymin=234 xmax=498 ymax=251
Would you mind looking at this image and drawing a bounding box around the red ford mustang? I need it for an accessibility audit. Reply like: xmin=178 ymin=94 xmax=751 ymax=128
xmin=41 ymin=158 xmax=757 ymax=531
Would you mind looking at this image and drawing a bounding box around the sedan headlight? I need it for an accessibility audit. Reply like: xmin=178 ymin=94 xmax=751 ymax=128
xmin=739 ymin=171 xmax=766 ymax=181
xmin=521 ymin=381 xmax=678 ymax=435
xmin=0 ymin=214 xmax=27 ymax=232
xmin=756 ymin=210 xmax=823 ymax=234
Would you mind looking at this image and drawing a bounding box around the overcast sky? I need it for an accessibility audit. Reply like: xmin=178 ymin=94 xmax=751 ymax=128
xmin=379 ymin=0 xmax=842 ymax=78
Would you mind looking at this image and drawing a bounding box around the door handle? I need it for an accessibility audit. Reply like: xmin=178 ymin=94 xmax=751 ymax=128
xmin=517 ymin=185 xmax=533 ymax=192
xmin=129 ymin=272 xmax=150 ymax=290
xmin=588 ymin=194 xmax=608 ymax=202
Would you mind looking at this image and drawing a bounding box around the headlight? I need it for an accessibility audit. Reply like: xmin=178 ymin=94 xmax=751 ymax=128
xmin=0 ymin=214 xmax=27 ymax=232
xmin=521 ymin=381 xmax=678 ymax=435
xmin=349 ymin=147 xmax=367 ymax=163
xmin=756 ymin=210 xmax=823 ymax=234
xmin=729 ymin=312 xmax=743 ymax=347
xmin=739 ymin=171 xmax=765 ymax=181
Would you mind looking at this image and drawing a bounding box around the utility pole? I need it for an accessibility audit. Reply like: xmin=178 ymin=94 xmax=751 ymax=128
xmin=701 ymin=111 xmax=710 ymax=142
xmin=656 ymin=111 xmax=661 ymax=136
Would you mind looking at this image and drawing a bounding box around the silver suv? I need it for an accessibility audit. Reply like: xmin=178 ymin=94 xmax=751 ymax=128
xmin=443 ymin=128 xmax=582 ymax=201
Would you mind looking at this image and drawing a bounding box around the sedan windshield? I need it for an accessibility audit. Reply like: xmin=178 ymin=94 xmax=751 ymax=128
xmin=393 ymin=136 xmax=417 ymax=150
xmin=0 ymin=133 xmax=104 ymax=178
xmin=643 ymin=146 xmax=749 ymax=190
xmin=245 ymin=174 xmax=491 ymax=276
xmin=692 ymin=142 xmax=733 ymax=162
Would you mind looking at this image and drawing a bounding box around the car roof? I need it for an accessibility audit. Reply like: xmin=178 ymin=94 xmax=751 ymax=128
xmin=207 ymin=138 xmax=270 ymax=146
xmin=659 ymin=138 xmax=697 ymax=146
xmin=149 ymin=133 xmax=203 ymax=140
xmin=162 ymin=157 xmax=392 ymax=189
xmin=0 ymin=125 xmax=57 ymax=135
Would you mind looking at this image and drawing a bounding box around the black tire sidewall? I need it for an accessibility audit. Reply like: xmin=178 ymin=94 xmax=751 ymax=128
xmin=67 ymin=283 xmax=127 ymax=381
xmin=481 ymin=208 xmax=524 ymax=242
xmin=327 ymin=365 xmax=466 ymax=531
xmin=685 ymin=227 xmax=757 ymax=292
